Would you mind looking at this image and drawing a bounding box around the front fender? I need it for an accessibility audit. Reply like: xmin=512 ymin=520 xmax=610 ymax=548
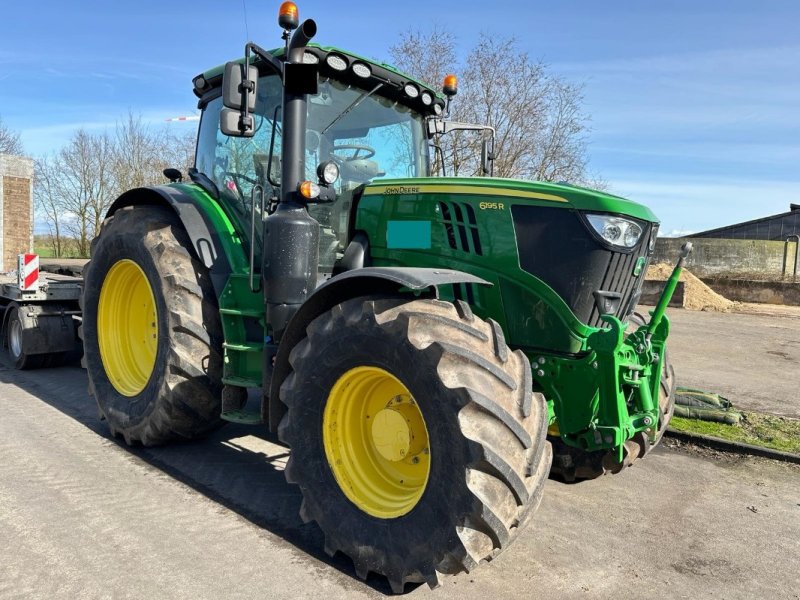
xmin=266 ymin=267 xmax=491 ymax=430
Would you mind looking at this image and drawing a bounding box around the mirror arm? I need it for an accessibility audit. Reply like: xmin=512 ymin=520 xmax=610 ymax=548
xmin=238 ymin=44 xmax=283 ymax=136
xmin=426 ymin=119 xmax=496 ymax=177
xmin=246 ymin=42 xmax=284 ymax=75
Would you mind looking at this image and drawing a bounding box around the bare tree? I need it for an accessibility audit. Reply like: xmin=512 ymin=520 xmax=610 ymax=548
xmin=161 ymin=129 xmax=197 ymax=175
xmin=53 ymin=130 xmax=116 ymax=256
xmin=34 ymin=114 xmax=199 ymax=257
xmin=0 ymin=115 xmax=24 ymax=156
xmin=34 ymin=156 xmax=66 ymax=257
xmin=389 ymin=31 xmax=596 ymax=185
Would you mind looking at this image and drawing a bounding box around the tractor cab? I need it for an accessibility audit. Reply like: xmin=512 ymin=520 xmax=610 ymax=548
xmin=193 ymin=41 xmax=443 ymax=275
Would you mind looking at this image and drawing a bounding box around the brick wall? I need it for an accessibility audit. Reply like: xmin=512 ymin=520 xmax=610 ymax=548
xmin=3 ymin=176 xmax=32 ymax=270
xmin=0 ymin=154 xmax=34 ymax=271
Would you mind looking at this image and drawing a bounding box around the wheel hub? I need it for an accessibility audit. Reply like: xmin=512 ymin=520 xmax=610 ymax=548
xmin=9 ymin=319 xmax=22 ymax=358
xmin=371 ymin=408 xmax=411 ymax=462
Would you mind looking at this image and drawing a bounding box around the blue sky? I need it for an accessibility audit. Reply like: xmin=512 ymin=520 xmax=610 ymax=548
xmin=1 ymin=0 xmax=798 ymax=236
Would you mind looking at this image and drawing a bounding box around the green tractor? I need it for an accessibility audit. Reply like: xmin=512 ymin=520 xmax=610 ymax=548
xmin=80 ymin=3 xmax=687 ymax=592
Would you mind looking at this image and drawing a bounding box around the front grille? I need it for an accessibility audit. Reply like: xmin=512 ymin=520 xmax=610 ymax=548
xmin=587 ymin=250 xmax=649 ymax=327
xmin=511 ymin=205 xmax=651 ymax=327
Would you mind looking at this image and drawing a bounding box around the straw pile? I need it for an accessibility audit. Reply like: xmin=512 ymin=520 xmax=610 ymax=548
xmin=646 ymin=264 xmax=735 ymax=312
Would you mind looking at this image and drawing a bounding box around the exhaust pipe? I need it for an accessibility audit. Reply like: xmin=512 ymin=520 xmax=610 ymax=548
xmin=263 ymin=17 xmax=319 ymax=372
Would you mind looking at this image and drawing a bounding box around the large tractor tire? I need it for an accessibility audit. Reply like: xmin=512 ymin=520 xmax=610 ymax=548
xmin=278 ymin=297 xmax=551 ymax=593
xmin=80 ymin=205 xmax=224 ymax=446
xmin=550 ymin=311 xmax=676 ymax=482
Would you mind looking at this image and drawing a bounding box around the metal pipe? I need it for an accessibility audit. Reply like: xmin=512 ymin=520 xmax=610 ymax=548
xmin=783 ymin=235 xmax=799 ymax=279
xmin=646 ymin=242 xmax=692 ymax=343
xmin=279 ymin=21 xmax=316 ymax=207
xmin=249 ymin=185 xmax=264 ymax=292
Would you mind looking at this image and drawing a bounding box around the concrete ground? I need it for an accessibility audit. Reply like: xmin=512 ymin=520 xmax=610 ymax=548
xmin=661 ymin=306 xmax=800 ymax=418
xmin=1 ymin=361 xmax=798 ymax=600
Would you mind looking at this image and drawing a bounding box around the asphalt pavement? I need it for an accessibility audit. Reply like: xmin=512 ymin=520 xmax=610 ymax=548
xmin=1 ymin=360 xmax=798 ymax=599
xmin=664 ymin=306 xmax=800 ymax=418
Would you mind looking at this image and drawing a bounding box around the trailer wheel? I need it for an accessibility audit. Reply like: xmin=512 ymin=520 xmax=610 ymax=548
xmin=549 ymin=311 xmax=676 ymax=482
xmin=6 ymin=307 xmax=45 ymax=369
xmin=278 ymin=297 xmax=551 ymax=592
xmin=80 ymin=205 xmax=224 ymax=446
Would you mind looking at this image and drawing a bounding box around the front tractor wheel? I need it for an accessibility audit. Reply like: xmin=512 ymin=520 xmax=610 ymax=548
xmin=278 ymin=297 xmax=551 ymax=592
xmin=81 ymin=205 xmax=224 ymax=446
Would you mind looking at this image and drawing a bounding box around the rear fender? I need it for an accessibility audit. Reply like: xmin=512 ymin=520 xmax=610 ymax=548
xmin=106 ymin=185 xmax=244 ymax=298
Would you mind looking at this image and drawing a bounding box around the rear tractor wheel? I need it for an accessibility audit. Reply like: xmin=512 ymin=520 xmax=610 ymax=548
xmin=80 ymin=205 xmax=224 ymax=446
xmin=278 ymin=297 xmax=552 ymax=592
xmin=549 ymin=311 xmax=676 ymax=482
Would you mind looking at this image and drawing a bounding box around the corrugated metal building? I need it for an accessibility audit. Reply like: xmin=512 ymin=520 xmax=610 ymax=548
xmin=686 ymin=204 xmax=800 ymax=241
xmin=0 ymin=154 xmax=35 ymax=272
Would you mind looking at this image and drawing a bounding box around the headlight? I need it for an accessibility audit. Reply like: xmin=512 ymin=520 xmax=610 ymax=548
xmin=302 ymin=51 xmax=319 ymax=64
xmin=317 ymin=161 xmax=340 ymax=185
xmin=404 ymin=83 xmax=419 ymax=98
xmin=421 ymin=91 xmax=433 ymax=106
xmin=585 ymin=214 xmax=644 ymax=249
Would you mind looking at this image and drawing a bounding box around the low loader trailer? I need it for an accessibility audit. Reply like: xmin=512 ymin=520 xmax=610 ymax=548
xmin=1 ymin=254 xmax=82 ymax=369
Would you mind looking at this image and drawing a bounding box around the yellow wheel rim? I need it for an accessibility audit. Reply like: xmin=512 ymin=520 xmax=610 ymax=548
xmin=323 ymin=366 xmax=431 ymax=518
xmin=97 ymin=259 xmax=158 ymax=397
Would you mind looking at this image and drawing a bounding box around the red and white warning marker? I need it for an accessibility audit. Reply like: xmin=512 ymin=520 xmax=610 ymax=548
xmin=17 ymin=253 xmax=39 ymax=291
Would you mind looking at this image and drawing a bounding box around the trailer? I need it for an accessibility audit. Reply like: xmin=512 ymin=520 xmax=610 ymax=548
xmin=1 ymin=255 xmax=82 ymax=369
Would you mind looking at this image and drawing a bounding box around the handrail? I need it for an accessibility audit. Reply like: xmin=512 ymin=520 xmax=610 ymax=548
xmin=249 ymin=184 xmax=265 ymax=292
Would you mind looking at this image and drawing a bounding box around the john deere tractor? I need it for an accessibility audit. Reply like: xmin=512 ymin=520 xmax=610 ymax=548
xmin=81 ymin=3 xmax=687 ymax=592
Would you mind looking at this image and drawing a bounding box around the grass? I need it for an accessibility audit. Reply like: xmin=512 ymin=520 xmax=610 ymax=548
xmin=33 ymin=247 xmax=87 ymax=259
xmin=670 ymin=411 xmax=800 ymax=455
xmin=34 ymin=246 xmax=55 ymax=258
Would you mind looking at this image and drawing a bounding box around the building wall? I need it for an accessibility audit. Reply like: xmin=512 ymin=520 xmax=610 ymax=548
xmin=654 ymin=237 xmax=798 ymax=279
xmin=0 ymin=154 xmax=34 ymax=272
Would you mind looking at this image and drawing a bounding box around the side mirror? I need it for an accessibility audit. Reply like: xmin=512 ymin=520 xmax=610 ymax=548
xmin=220 ymin=62 xmax=258 ymax=137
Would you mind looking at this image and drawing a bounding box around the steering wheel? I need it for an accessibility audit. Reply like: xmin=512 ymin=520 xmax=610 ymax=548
xmin=331 ymin=143 xmax=376 ymax=162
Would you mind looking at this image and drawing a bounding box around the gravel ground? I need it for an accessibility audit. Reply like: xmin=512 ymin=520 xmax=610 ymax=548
xmin=1 ymin=360 xmax=798 ymax=600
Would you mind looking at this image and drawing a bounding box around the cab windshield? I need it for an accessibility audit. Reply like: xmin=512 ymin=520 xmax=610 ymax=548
xmin=196 ymin=73 xmax=429 ymax=267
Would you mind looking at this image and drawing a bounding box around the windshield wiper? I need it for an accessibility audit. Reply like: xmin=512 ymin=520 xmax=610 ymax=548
xmin=321 ymin=83 xmax=384 ymax=135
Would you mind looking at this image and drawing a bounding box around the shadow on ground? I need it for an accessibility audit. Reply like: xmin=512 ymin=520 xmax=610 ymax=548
xmin=0 ymin=357 xmax=402 ymax=594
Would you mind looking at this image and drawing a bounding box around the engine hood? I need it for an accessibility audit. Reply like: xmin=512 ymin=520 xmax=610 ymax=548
xmin=363 ymin=177 xmax=659 ymax=224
